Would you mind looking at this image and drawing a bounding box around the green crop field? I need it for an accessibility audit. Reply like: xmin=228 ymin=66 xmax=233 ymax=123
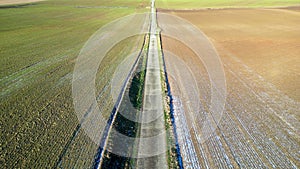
xmin=156 ymin=0 xmax=300 ymax=9
xmin=0 ymin=0 xmax=147 ymax=168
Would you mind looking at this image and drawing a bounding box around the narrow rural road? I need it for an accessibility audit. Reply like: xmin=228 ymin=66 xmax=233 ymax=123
xmin=136 ymin=0 xmax=168 ymax=168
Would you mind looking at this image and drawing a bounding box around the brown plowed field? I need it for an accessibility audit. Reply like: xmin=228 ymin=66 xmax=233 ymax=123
xmin=0 ymin=0 xmax=44 ymax=5
xmin=159 ymin=8 xmax=300 ymax=168
xmin=161 ymin=8 xmax=300 ymax=101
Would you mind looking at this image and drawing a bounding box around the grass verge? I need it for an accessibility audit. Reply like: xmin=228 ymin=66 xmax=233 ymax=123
xmin=100 ymin=34 xmax=148 ymax=169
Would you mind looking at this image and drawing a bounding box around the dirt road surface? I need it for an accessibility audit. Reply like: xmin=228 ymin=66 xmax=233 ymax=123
xmin=136 ymin=1 xmax=168 ymax=168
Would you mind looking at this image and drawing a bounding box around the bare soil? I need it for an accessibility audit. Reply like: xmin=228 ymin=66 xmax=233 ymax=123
xmin=160 ymin=8 xmax=300 ymax=101
xmin=159 ymin=7 xmax=300 ymax=168
xmin=0 ymin=0 xmax=44 ymax=5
